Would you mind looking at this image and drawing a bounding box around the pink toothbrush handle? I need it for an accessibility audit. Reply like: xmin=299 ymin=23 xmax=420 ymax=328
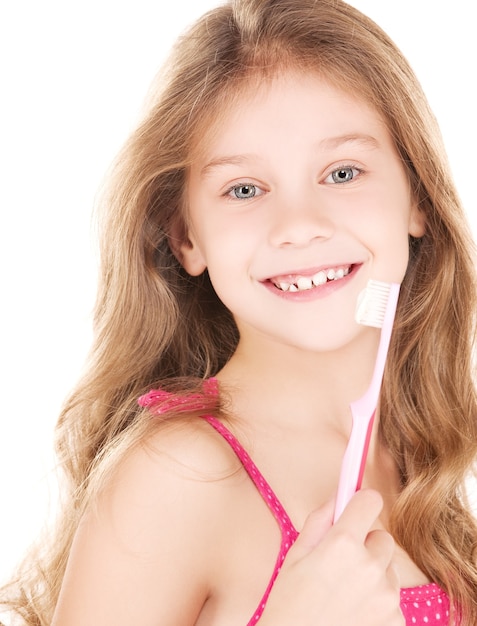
xmin=332 ymin=282 xmax=400 ymax=523
xmin=333 ymin=409 xmax=376 ymax=523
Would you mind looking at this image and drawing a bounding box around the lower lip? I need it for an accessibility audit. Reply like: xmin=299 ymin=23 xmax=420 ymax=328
xmin=263 ymin=264 xmax=361 ymax=301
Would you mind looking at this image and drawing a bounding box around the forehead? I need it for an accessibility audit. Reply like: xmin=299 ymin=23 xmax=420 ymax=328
xmin=190 ymin=70 xmax=391 ymax=164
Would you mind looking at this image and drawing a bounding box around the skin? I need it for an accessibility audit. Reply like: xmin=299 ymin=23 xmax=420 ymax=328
xmin=52 ymin=72 xmax=426 ymax=625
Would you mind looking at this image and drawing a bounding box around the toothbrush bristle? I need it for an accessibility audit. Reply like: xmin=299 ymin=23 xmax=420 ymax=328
xmin=355 ymin=280 xmax=392 ymax=328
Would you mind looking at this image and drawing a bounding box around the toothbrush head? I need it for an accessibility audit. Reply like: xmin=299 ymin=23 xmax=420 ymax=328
xmin=355 ymin=280 xmax=399 ymax=328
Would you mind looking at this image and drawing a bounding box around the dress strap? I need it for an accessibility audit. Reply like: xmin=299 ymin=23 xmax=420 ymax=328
xmin=138 ymin=379 xmax=299 ymax=624
xmin=202 ymin=415 xmax=298 ymax=539
xmin=201 ymin=414 xmax=298 ymax=625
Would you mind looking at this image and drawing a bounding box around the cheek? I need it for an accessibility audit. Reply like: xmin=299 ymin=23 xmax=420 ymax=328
xmin=369 ymin=217 xmax=412 ymax=283
xmin=346 ymin=190 xmax=413 ymax=282
xmin=195 ymin=203 xmax=263 ymax=256
xmin=189 ymin=220 xmax=251 ymax=286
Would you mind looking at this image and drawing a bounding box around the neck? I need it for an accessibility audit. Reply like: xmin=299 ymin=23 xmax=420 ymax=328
xmin=216 ymin=326 xmax=382 ymax=433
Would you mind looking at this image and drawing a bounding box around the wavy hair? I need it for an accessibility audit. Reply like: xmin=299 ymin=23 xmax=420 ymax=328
xmin=2 ymin=0 xmax=477 ymax=623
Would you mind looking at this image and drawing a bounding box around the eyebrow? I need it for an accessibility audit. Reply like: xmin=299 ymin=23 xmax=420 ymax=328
xmin=200 ymin=133 xmax=381 ymax=178
xmin=318 ymin=133 xmax=381 ymax=151
xmin=200 ymin=155 xmax=256 ymax=179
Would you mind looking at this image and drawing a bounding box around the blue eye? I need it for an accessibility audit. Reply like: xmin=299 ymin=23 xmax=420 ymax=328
xmin=229 ymin=183 xmax=258 ymax=199
xmin=326 ymin=166 xmax=361 ymax=184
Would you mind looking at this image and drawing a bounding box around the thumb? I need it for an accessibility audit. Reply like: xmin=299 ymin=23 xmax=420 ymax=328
xmin=289 ymin=499 xmax=334 ymax=562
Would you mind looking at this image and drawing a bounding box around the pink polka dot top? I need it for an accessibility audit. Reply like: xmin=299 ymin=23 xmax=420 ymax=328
xmin=138 ymin=381 xmax=455 ymax=625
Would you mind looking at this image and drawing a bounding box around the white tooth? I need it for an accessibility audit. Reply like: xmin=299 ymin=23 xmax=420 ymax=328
xmin=343 ymin=267 xmax=350 ymax=275
xmin=335 ymin=268 xmax=344 ymax=279
xmin=327 ymin=269 xmax=335 ymax=280
xmin=296 ymin=276 xmax=313 ymax=290
xmin=312 ymin=271 xmax=327 ymax=286
xmin=289 ymin=284 xmax=299 ymax=292
xmin=278 ymin=282 xmax=290 ymax=291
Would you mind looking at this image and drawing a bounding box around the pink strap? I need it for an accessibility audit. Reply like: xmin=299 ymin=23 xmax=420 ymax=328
xmin=202 ymin=414 xmax=298 ymax=624
xmin=138 ymin=378 xmax=219 ymax=413
xmin=138 ymin=380 xmax=298 ymax=623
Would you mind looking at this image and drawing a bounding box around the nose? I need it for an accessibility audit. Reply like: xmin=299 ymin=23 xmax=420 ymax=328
xmin=267 ymin=189 xmax=335 ymax=248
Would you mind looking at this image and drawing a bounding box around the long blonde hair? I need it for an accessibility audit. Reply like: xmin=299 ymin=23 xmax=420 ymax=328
xmin=3 ymin=0 xmax=477 ymax=623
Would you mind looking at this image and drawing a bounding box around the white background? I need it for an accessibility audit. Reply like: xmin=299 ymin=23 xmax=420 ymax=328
xmin=0 ymin=1 xmax=476 ymax=585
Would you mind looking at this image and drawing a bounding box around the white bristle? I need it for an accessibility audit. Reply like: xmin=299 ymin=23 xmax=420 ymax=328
xmin=355 ymin=280 xmax=392 ymax=328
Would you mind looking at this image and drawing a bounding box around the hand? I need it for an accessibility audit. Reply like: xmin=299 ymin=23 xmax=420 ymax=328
xmin=259 ymin=489 xmax=404 ymax=625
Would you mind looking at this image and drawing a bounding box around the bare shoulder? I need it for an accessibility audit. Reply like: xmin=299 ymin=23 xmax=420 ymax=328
xmin=97 ymin=414 xmax=244 ymax=533
xmin=52 ymin=416 xmax=243 ymax=626
xmin=142 ymin=414 xmax=244 ymax=480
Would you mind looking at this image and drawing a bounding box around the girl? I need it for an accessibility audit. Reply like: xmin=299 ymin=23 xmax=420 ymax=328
xmin=2 ymin=0 xmax=477 ymax=624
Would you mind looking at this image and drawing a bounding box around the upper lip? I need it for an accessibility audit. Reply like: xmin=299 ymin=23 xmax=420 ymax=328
xmin=262 ymin=262 xmax=358 ymax=283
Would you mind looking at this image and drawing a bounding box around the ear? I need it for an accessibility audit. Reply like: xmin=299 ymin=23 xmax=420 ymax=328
xmin=408 ymin=201 xmax=426 ymax=238
xmin=168 ymin=223 xmax=207 ymax=277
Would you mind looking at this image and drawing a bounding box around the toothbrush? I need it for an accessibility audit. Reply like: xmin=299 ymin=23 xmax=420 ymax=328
xmin=333 ymin=280 xmax=401 ymax=523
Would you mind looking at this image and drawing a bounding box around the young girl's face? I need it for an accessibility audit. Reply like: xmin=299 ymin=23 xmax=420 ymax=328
xmin=180 ymin=71 xmax=425 ymax=354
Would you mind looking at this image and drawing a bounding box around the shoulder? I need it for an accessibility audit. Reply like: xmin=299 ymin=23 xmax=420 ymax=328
xmin=53 ymin=416 xmax=244 ymax=625
xmin=90 ymin=415 xmax=245 ymax=550
xmin=142 ymin=414 xmax=243 ymax=480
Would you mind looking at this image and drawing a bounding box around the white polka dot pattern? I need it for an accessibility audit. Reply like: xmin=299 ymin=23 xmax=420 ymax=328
xmin=400 ymin=584 xmax=453 ymax=625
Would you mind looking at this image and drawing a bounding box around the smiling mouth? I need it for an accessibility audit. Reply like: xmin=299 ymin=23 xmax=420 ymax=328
xmin=271 ymin=264 xmax=353 ymax=292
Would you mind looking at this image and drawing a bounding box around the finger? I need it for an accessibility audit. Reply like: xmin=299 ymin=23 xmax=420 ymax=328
xmin=332 ymin=489 xmax=384 ymax=542
xmin=289 ymin=499 xmax=335 ymax=561
xmin=365 ymin=528 xmax=396 ymax=566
